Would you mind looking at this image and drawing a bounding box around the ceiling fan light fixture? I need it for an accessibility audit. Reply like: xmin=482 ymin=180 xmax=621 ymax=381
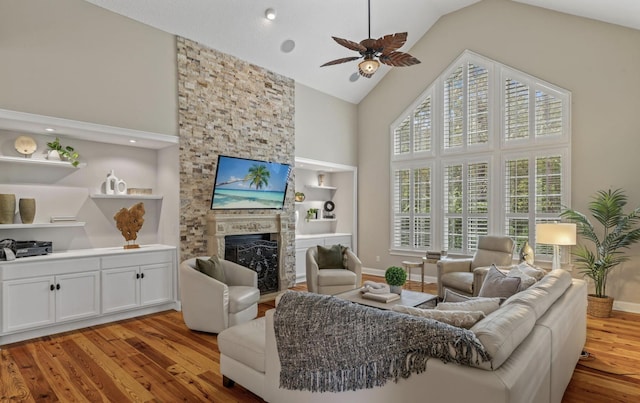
xmin=359 ymin=58 xmax=380 ymax=75
xmin=265 ymin=8 xmax=276 ymax=21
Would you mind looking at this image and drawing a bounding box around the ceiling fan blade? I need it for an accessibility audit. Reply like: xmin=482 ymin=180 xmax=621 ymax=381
xmin=332 ymin=37 xmax=367 ymax=53
xmin=379 ymin=51 xmax=421 ymax=67
xmin=358 ymin=65 xmax=374 ymax=79
xmin=375 ymin=32 xmax=408 ymax=54
xmin=321 ymin=56 xmax=362 ymax=67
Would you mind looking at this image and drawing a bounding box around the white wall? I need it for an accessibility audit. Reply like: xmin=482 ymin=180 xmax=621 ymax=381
xmin=295 ymin=83 xmax=358 ymax=166
xmin=0 ymin=0 xmax=177 ymax=136
xmin=357 ymin=0 xmax=640 ymax=306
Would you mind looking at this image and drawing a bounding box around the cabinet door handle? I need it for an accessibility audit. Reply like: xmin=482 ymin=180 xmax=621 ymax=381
xmin=56 ymin=283 xmax=60 ymax=290
xmin=136 ymin=273 xmax=140 ymax=279
xmin=141 ymin=273 xmax=145 ymax=279
xmin=50 ymin=284 xmax=55 ymax=291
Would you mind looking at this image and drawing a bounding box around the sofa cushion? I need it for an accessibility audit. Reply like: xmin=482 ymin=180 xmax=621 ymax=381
xmin=392 ymin=305 xmax=485 ymax=329
xmin=478 ymin=265 xmax=521 ymax=299
xmin=503 ymin=269 xmax=572 ymax=319
xmin=515 ymin=262 xmax=546 ymax=281
xmin=218 ymin=317 xmax=266 ymax=372
xmin=317 ymin=244 xmax=345 ymax=269
xmin=317 ymin=268 xmax=356 ymax=286
xmin=507 ymin=266 xmax=537 ymax=292
xmin=442 ymin=289 xmax=472 ymax=303
xmin=228 ymin=286 xmax=260 ymax=313
xmin=441 ymin=272 xmax=474 ymax=294
xmin=471 ymin=302 xmax=537 ymax=370
xmin=436 ymin=297 xmax=501 ymax=316
xmin=195 ymin=256 xmax=226 ymax=283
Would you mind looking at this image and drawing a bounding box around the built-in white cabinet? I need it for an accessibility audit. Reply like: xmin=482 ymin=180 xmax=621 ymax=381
xmin=0 ymin=245 xmax=177 ymax=345
xmin=294 ymin=234 xmax=352 ymax=283
xmin=102 ymin=250 xmax=173 ymax=314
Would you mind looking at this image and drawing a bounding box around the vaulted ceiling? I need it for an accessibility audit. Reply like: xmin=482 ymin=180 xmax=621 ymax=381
xmin=85 ymin=0 xmax=640 ymax=104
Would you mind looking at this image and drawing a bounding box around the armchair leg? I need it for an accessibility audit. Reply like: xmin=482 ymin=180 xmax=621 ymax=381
xmin=222 ymin=375 xmax=235 ymax=388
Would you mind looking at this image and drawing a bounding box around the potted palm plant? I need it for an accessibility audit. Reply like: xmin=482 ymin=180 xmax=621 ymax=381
xmin=560 ymin=189 xmax=640 ymax=317
xmin=385 ymin=266 xmax=407 ymax=295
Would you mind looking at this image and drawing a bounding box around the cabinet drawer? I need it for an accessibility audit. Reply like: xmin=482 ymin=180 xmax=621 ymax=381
xmin=0 ymin=257 xmax=100 ymax=280
xmin=102 ymin=251 xmax=172 ymax=269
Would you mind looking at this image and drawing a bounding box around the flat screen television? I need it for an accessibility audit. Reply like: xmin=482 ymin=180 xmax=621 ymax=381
xmin=210 ymin=155 xmax=291 ymax=210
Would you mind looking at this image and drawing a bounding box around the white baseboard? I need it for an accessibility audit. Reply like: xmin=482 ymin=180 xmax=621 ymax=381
xmin=362 ymin=266 xmax=437 ymax=284
xmin=613 ymin=300 xmax=640 ymax=314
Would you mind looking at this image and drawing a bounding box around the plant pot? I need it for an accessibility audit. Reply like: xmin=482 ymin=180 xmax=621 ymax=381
xmin=587 ymin=295 xmax=614 ymax=318
xmin=390 ymin=285 xmax=403 ymax=295
xmin=47 ymin=150 xmax=61 ymax=161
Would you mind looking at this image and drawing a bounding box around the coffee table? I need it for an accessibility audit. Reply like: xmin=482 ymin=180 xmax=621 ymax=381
xmin=335 ymin=288 xmax=437 ymax=310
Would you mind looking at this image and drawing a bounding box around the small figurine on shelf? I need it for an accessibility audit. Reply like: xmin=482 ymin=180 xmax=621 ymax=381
xmin=114 ymin=202 xmax=145 ymax=249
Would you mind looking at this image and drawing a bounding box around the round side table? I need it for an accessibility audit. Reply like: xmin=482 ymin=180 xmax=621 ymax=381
xmin=402 ymin=260 xmax=425 ymax=292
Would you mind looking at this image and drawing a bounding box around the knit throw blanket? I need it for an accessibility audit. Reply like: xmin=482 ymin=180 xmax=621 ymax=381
xmin=274 ymin=291 xmax=490 ymax=393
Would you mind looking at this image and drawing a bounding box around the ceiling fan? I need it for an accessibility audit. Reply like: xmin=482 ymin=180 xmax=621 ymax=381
xmin=320 ymin=0 xmax=421 ymax=78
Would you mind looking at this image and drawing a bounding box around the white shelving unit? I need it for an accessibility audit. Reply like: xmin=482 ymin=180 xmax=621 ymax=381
xmin=90 ymin=194 xmax=163 ymax=200
xmin=0 ymin=155 xmax=87 ymax=168
xmin=0 ymin=222 xmax=85 ymax=229
xmin=305 ymin=184 xmax=337 ymax=191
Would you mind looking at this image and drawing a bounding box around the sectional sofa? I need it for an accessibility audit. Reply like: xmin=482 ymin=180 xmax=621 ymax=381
xmin=218 ymin=269 xmax=587 ymax=403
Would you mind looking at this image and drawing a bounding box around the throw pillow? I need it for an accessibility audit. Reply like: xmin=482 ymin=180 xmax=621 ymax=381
xmin=478 ymin=265 xmax=521 ymax=299
xmin=515 ymin=262 xmax=546 ymax=281
xmin=436 ymin=297 xmax=501 ymax=316
xmin=195 ymin=256 xmax=226 ymax=283
xmin=442 ymin=289 xmax=472 ymax=303
xmin=317 ymin=244 xmax=344 ymax=269
xmin=392 ymin=305 xmax=485 ymax=329
xmin=507 ymin=266 xmax=537 ymax=291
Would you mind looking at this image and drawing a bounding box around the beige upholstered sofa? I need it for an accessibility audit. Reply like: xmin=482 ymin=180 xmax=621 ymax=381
xmin=179 ymin=257 xmax=259 ymax=334
xmin=437 ymin=235 xmax=515 ymax=298
xmin=305 ymin=246 xmax=362 ymax=295
xmin=218 ymin=269 xmax=587 ymax=403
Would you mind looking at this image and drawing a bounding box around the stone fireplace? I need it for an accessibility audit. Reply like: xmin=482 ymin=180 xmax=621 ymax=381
xmin=207 ymin=213 xmax=289 ymax=301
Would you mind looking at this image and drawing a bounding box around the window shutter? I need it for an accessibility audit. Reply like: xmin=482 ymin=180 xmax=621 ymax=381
xmin=468 ymin=64 xmax=489 ymax=145
xmin=392 ymin=168 xmax=411 ymax=248
xmin=535 ymin=90 xmax=563 ymax=137
xmin=413 ymin=97 xmax=432 ymax=152
xmin=444 ymin=66 xmax=464 ymax=149
xmin=393 ymin=116 xmax=411 ymax=156
xmin=505 ymin=78 xmax=529 ymax=140
xmin=535 ymin=156 xmax=562 ymax=214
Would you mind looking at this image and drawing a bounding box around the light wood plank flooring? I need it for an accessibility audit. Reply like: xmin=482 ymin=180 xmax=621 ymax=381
xmin=1 ymin=275 xmax=639 ymax=402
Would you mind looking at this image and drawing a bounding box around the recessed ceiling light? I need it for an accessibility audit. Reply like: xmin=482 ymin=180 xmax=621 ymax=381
xmin=265 ymin=8 xmax=276 ymax=20
xmin=281 ymin=39 xmax=295 ymax=53
xmin=45 ymin=127 xmax=56 ymax=132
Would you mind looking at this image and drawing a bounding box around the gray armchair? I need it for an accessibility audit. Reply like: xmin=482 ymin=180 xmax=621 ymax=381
xmin=437 ymin=236 xmax=515 ymax=298
xmin=306 ymin=246 xmax=362 ymax=295
xmin=180 ymin=257 xmax=260 ymax=334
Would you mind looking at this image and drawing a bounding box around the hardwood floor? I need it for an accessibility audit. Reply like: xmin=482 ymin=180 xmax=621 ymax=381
xmin=1 ymin=276 xmax=639 ymax=402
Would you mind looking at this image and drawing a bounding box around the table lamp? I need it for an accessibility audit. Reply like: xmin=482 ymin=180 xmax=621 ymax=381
xmin=535 ymin=223 xmax=577 ymax=270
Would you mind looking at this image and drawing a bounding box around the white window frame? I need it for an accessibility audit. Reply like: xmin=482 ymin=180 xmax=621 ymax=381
xmin=390 ymin=50 xmax=571 ymax=260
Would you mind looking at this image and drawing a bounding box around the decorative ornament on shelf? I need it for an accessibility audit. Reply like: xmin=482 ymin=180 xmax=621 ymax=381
xmin=14 ymin=136 xmax=37 ymax=157
xmin=519 ymin=241 xmax=534 ymax=265
xmin=0 ymin=194 xmax=16 ymax=224
xmin=18 ymin=198 xmax=36 ymax=224
xmin=46 ymin=137 xmax=80 ymax=166
xmin=385 ymin=266 xmax=407 ymax=295
xmin=105 ymin=170 xmax=128 ymax=195
xmin=114 ymin=202 xmax=145 ymax=249
xmin=295 ymin=192 xmax=306 ymax=202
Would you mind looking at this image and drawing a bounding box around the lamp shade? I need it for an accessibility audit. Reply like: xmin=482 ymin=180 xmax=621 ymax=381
xmin=536 ymin=223 xmax=577 ymax=246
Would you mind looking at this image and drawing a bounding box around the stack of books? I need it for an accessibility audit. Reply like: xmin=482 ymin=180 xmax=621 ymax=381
xmin=426 ymin=250 xmax=443 ymax=261
xmin=362 ymin=292 xmax=401 ymax=303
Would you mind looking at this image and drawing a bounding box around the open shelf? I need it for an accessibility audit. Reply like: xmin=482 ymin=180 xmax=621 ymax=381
xmin=0 ymin=155 xmax=86 ymax=168
xmin=90 ymin=194 xmax=163 ymax=200
xmin=307 ymin=219 xmax=337 ymax=223
xmin=0 ymin=222 xmax=86 ymax=229
xmin=305 ymin=185 xmax=337 ymax=190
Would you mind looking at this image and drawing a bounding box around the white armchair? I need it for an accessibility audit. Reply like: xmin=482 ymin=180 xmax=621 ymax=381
xmin=437 ymin=236 xmax=515 ymax=298
xmin=306 ymin=246 xmax=362 ymax=295
xmin=180 ymin=257 xmax=260 ymax=334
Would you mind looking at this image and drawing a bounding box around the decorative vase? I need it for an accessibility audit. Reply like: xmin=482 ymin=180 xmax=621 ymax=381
xmin=587 ymin=295 xmax=614 ymax=318
xmin=47 ymin=150 xmax=61 ymax=161
xmin=390 ymin=285 xmax=403 ymax=295
xmin=519 ymin=241 xmax=534 ymax=265
xmin=0 ymin=194 xmax=16 ymax=224
xmin=317 ymin=174 xmax=325 ymax=186
xmin=106 ymin=170 xmax=118 ymax=195
xmin=19 ymin=198 xmax=36 ymax=224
